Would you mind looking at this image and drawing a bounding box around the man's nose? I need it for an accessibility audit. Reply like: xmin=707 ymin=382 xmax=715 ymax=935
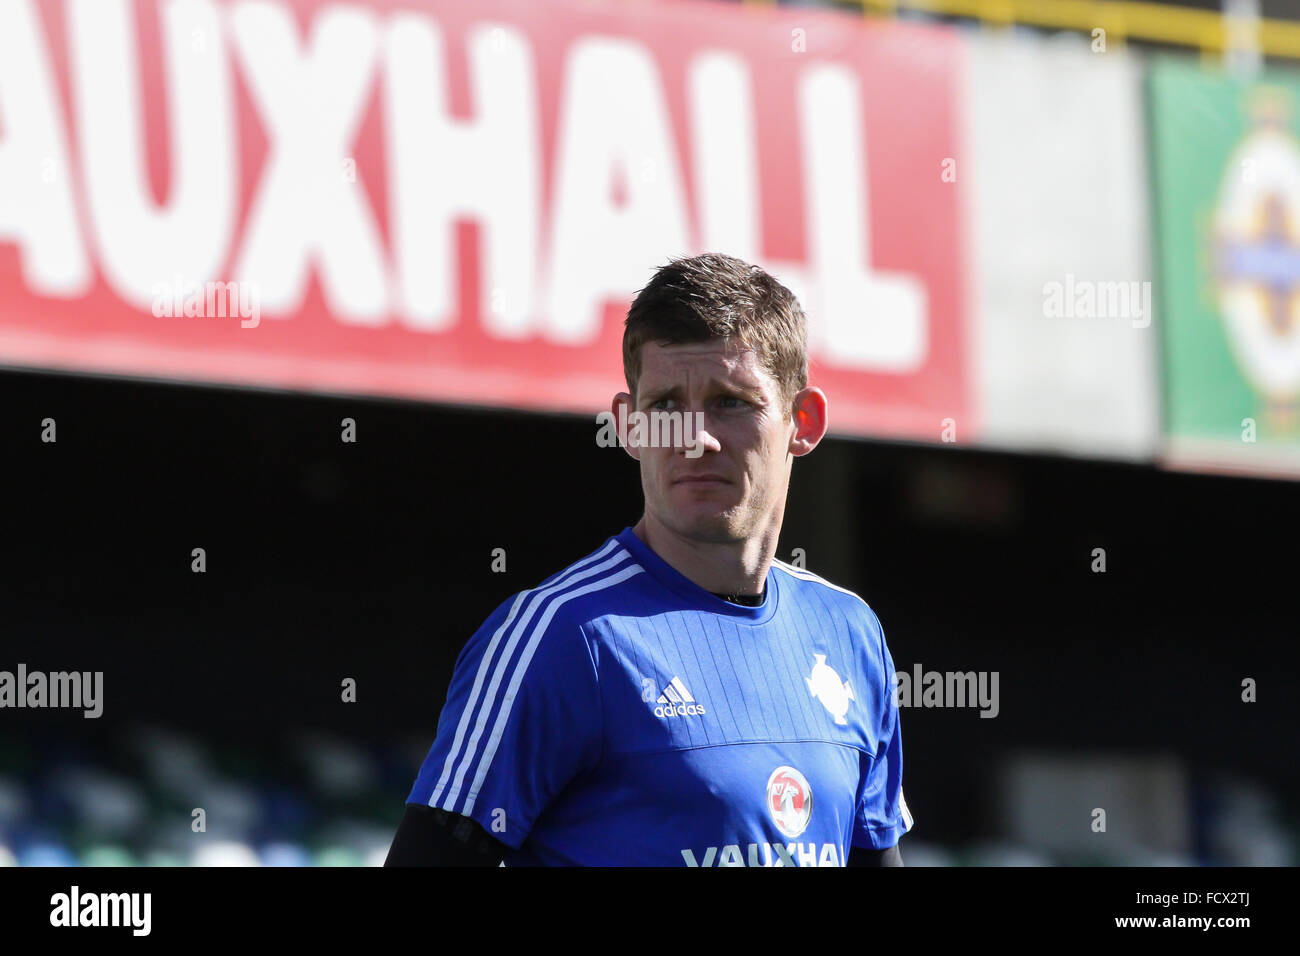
xmin=679 ymin=411 xmax=721 ymax=458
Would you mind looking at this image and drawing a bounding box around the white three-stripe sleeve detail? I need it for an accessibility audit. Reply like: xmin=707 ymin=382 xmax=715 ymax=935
xmin=442 ymin=551 xmax=635 ymax=811
xmin=426 ymin=539 xmax=621 ymax=808
xmin=461 ymin=562 xmax=644 ymax=815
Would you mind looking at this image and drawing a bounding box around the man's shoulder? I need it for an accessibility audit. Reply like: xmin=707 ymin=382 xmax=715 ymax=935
xmin=476 ymin=532 xmax=646 ymax=642
xmin=770 ymin=559 xmax=882 ymax=628
xmin=770 ymin=562 xmax=897 ymax=713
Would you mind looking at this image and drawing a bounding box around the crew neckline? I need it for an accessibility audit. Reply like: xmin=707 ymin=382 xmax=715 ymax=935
xmin=615 ymin=526 xmax=779 ymax=624
xmin=708 ymin=588 xmax=765 ymax=607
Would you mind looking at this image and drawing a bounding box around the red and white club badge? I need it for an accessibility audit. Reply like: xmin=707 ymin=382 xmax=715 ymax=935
xmin=766 ymin=766 xmax=813 ymax=838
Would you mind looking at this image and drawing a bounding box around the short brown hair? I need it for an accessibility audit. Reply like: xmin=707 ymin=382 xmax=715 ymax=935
xmin=622 ymin=253 xmax=808 ymax=417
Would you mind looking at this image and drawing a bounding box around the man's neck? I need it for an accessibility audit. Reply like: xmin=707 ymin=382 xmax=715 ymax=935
xmin=632 ymin=514 xmax=777 ymax=597
xmin=708 ymin=586 xmax=766 ymax=606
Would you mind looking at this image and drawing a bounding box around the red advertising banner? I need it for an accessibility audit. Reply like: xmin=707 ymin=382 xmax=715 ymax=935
xmin=0 ymin=0 xmax=968 ymax=438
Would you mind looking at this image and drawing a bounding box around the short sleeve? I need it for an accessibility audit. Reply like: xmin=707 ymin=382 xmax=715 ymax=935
xmin=852 ymin=608 xmax=915 ymax=850
xmin=405 ymin=591 xmax=602 ymax=850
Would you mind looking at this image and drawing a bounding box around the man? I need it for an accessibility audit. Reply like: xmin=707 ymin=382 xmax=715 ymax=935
xmin=386 ymin=253 xmax=913 ymax=867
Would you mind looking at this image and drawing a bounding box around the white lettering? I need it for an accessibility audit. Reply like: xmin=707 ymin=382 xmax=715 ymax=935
xmin=772 ymin=842 xmax=797 ymax=866
xmin=680 ymin=846 xmax=716 ymax=867
xmin=384 ymin=17 xmax=538 ymax=335
xmin=4 ymin=1 xmax=939 ymax=386
xmin=799 ymin=63 xmax=926 ymax=371
xmin=545 ymin=37 xmax=690 ymax=343
xmin=0 ymin=0 xmax=90 ymax=296
xmin=69 ymin=0 xmax=233 ymax=310
xmin=230 ymin=0 xmax=386 ymax=321
xmin=50 ymin=886 xmax=150 ymax=936
xmin=689 ymin=52 xmax=758 ymax=259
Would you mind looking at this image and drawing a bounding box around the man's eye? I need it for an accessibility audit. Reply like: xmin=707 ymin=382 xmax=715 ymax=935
xmin=720 ymin=396 xmax=746 ymax=408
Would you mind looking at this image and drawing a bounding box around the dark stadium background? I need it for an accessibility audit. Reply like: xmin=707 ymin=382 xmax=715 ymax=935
xmin=2 ymin=367 xmax=1295 ymax=863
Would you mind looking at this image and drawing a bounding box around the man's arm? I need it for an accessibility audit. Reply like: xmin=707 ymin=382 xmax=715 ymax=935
xmin=848 ymin=608 xmax=914 ymax=863
xmin=384 ymin=804 xmax=508 ymax=867
xmin=846 ymin=843 xmax=904 ymax=867
xmin=399 ymin=598 xmax=602 ymax=864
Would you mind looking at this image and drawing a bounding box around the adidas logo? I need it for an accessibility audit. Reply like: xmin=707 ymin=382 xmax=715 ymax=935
xmin=653 ymin=676 xmax=707 ymax=718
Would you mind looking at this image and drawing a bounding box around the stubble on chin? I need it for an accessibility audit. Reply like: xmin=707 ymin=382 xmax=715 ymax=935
xmin=662 ymin=499 xmax=753 ymax=545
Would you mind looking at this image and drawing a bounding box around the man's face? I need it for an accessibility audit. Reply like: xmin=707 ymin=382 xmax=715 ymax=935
xmin=618 ymin=338 xmax=798 ymax=543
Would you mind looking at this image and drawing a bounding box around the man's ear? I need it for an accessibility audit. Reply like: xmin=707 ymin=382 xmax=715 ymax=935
xmin=789 ymin=387 xmax=828 ymax=458
xmin=612 ymin=391 xmax=641 ymax=461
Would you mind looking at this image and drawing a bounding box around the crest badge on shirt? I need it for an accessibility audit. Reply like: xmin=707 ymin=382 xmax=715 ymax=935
xmin=806 ymin=654 xmax=855 ymax=725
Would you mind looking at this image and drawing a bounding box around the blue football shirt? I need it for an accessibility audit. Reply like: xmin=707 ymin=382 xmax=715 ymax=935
xmin=406 ymin=526 xmax=913 ymax=866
